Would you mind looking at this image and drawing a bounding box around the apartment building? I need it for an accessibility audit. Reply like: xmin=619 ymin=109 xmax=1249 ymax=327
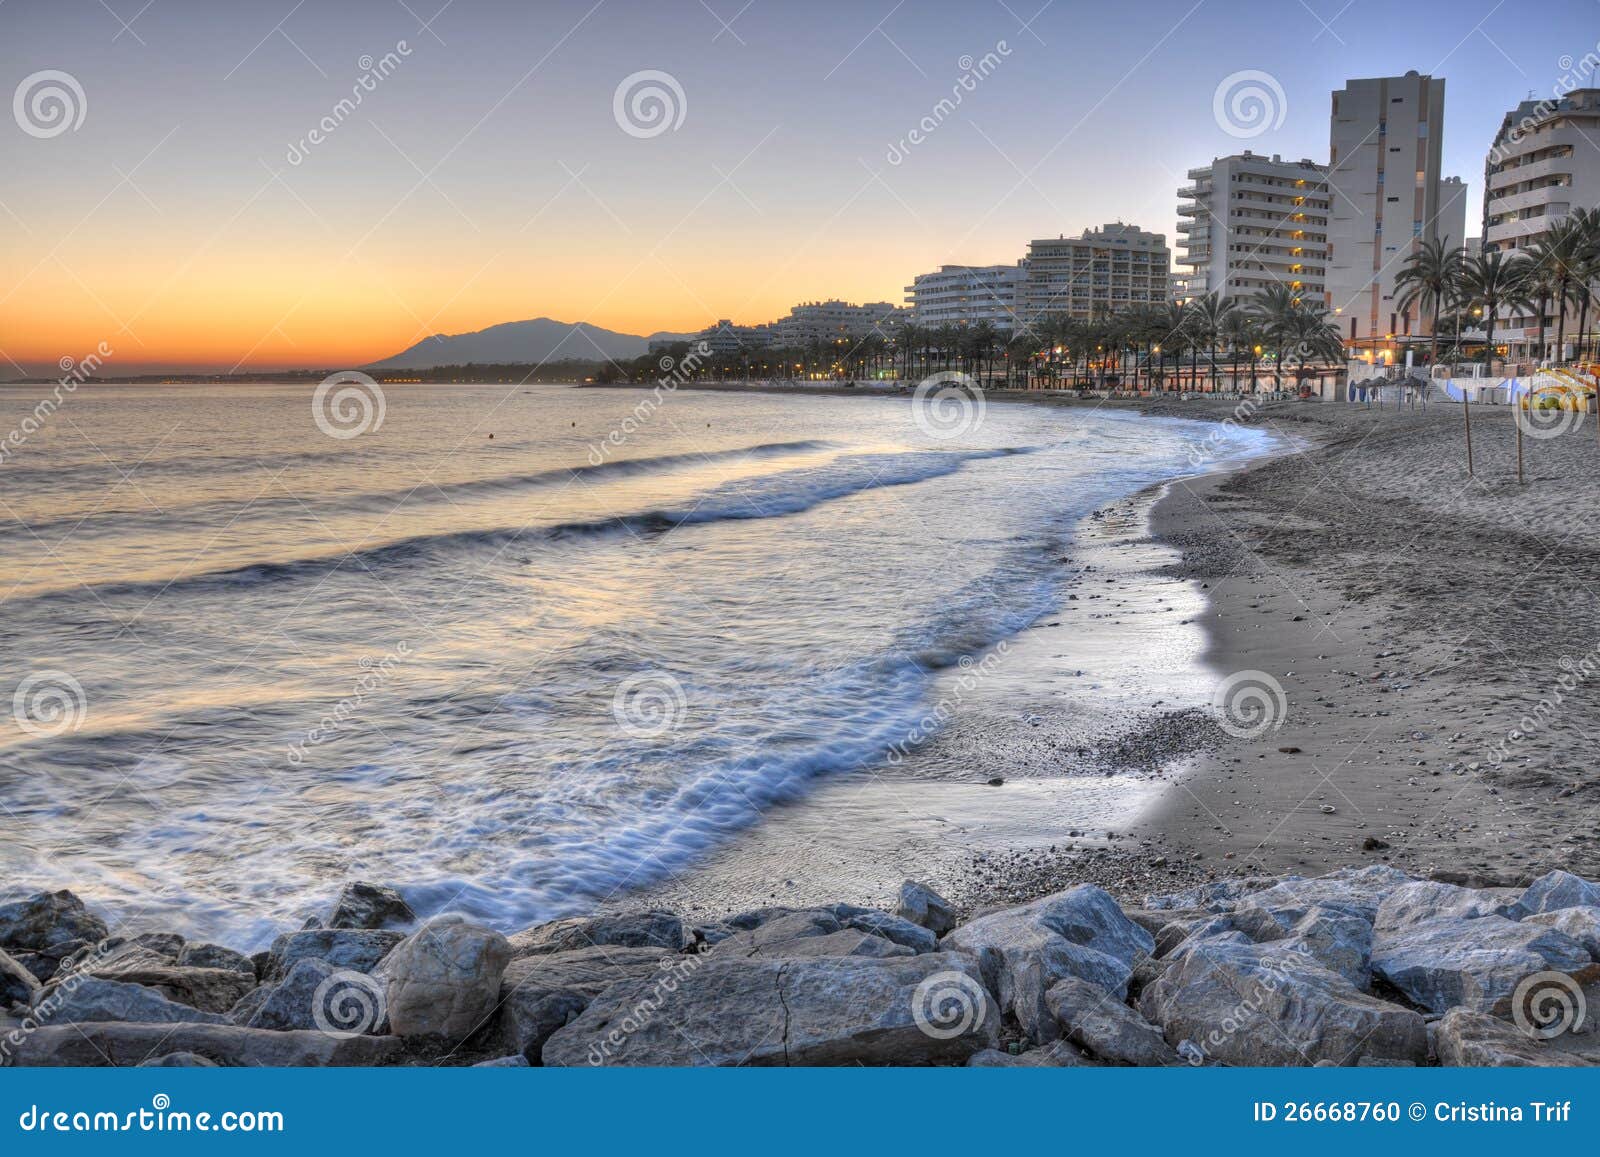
xmin=1484 ymin=89 xmax=1600 ymax=252
xmin=769 ymin=300 xmax=904 ymax=345
xmin=1177 ymin=151 xmax=1330 ymax=305
xmin=904 ymin=264 xmax=1025 ymax=330
xmin=1020 ymin=223 xmax=1170 ymax=321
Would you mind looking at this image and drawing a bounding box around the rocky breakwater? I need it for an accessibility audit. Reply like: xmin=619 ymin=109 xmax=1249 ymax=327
xmin=4 ymin=867 xmax=1600 ymax=1066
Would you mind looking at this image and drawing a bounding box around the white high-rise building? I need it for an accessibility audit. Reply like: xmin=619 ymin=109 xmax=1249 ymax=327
xmin=769 ymin=300 xmax=904 ymax=345
xmin=904 ymin=264 xmax=1025 ymax=330
xmin=1177 ymin=152 xmax=1330 ymax=305
xmin=1020 ymin=223 xmax=1170 ymax=321
xmin=1484 ymin=90 xmax=1600 ymax=253
xmin=1326 ymin=72 xmax=1462 ymax=350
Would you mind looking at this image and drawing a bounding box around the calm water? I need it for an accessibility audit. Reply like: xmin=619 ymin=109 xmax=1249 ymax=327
xmin=0 ymin=382 xmax=1271 ymax=946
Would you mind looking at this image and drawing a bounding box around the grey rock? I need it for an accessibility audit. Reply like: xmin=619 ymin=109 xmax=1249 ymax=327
xmin=496 ymin=946 xmax=673 ymax=1062
xmin=1432 ymin=1008 xmax=1593 ymax=1067
xmin=896 ymin=880 xmax=957 ymax=936
xmin=710 ymin=910 xmax=840 ymax=957
xmin=1235 ymin=865 xmax=1412 ymax=924
xmin=545 ymin=952 xmax=997 ymax=1067
xmin=966 ymin=1040 xmax=1090 ymax=1066
xmin=473 ymin=1054 xmax=530 ymax=1067
xmin=1513 ymin=871 xmax=1600 ymax=919
xmin=713 ymin=911 xmax=914 ymax=961
xmin=1521 ymin=907 xmax=1600 ymax=959
xmin=507 ymin=910 xmax=684 ymax=957
xmin=138 ymin=1052 xmax=218 ymax=1067
xmin=1154 ymin=915 xmax=1236 ymax=959
xmin=1123 ymin=907 xmax=1189 ymax=937
xmin=1045 ymin=976 xmax=1177 ymax=1066
xmin=227 ymin=985 xmax=271 ymax=1026
xmin=0 ymin=949 xmax=41 ymax=1008
xmin=131 ymin=932 xmax=186 ymax=959
xmin=1374 ymin=880 xmax=1516 ymax=931
xmin=1232 ymin=905 xmax=1374 ymax=989
xmin=380 ymin=913 xmax=512 ymax=1045
xmin=0 ymin=891 xmax=108 ymax=952
xmin=1371 ymin=914 xmax=1593 ymax=1013
xmin=36 ymin=977 xmax=227 ymax=1025
xmin=67 ymin=965 xmax=255 ymax=1016
xmin=840 ymin=910 xmax=938 ymax=953
xmin=8 ymin=1022 xmax=403 ymax=1067
xmin=266 ymin=929 xmax=403 ymax=982
xmin=1144 ymin=877 xmax=1285 ymax=913
xmin=176 ymin=943 xmax=255 ymax=974
xmin=327 ymin=882 xmax=416 ymax=931
xmin=940 ymin=884 xmax=1154 ymax=1043
xmin=1139 ymin=938 xmax=1428 ymax=1066
xmin=248 ymin=957 xmax=386 ymax=1035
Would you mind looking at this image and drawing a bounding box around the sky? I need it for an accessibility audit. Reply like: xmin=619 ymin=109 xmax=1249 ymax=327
xmin=3 ymin=0 xmax=1598 ymax=374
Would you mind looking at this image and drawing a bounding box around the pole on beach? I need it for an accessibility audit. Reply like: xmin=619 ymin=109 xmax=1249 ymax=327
xmin=1516 ymin=398 xmax=1525 ymax=485
xmin=1463 ymin=387 xmax=1473 ymax=476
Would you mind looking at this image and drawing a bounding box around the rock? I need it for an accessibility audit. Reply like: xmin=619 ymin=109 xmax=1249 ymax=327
xmin=132 ymin=932 xmax=186 ymax=958
xmin=473 ymin=1054 xmax=530 ymax=1067
xmin=1432 ymin=1008 xmax=1592 ymax=1067
xmin=710 ymin=910 xmax=841 ymax=957
xmin=939 ymin=884 xmax=1153 ymax=1043
xmin=176 ymin=943 xmax=255 ymax=974
xmin=1144 ymin=877 xmax=1283 ymax=913
xmin=8 ymin=1022 xmax=403 ymax=1067
xmin=1374 ymin=880 xmax=1515 ymax=932
xmin=1235 ymin=865 xmax=1411 ymax=924
xmin=1122 ymin=907 xmax=1185 ymax=937
xmin=1521 ymin=907 xmax=1600 ymax=959
xmin=1139 ymin=938 xmax=1428 ymax=1066
xmin=138 ymin=1052 xmax=218 ymax=1067
xmin=543 ymin=953 xmax=997 ymax=1067
xmin=506 ymin=910 xmax=685 ymax=957
xmin=248 ymin=958 xmax=387 ymax=1035
xmin=380 ymin=913 xmax=512 ymax=1045
xmin=0 ymin=891 xmax=108 ymax=952
xmin=711 ymin=911 xmax=916 ymax=961
xmin=966 ymin=1041 xmax=1089 ymax=1066
xmin=266 ymin=929 xmax=403 ymax=982
xmin=1045 ymin=976 xmax=1177 ymax=1066
xmin=327 ymin=882 xmax=416 ymax=930
xmin=1371 ymin=914 xmax=1593 ymax=1013
xmin=1154 ymin=915 xmax=1236 ymax=959
xmin=36 ymin=977 xmax=227 ymax=1025
xmin=1231 ymin=905 xmax=1373 ymax=989
xmin=496 ymin=946 xmax=674 ymax=1062
xmin=10 ymin=943 xmax=81 ymax=984
xmin=727 ymin=929 xmax=914 ymax=961
xmin=226 ymin=985 xmax=271 ymax=1026
xmin=839 ymin=910 xmax=938 ymax=953
xmin=1362 ymin=837 xmax=1390 ymax=851
xmin=0 ymin=949 xmax=41 ymax=1008
xmin=897 ymin=880 xmax=957 ymax=936
xmin=1513 ymin=871 xmax=1600 ymax=918
xmin=67 ymin=965 xmax=256 ymax=1016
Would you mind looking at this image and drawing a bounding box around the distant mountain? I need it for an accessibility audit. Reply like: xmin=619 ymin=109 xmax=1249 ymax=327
xmin=367 ymin=318 xmax=694 ymax=369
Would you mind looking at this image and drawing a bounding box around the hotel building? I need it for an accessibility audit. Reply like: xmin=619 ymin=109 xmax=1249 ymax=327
xmin=769 ymin=300 xmax=905 ymax=345
xmin=1325 ymin=72 xmax=1466 ymax=349
xmin=904 ymin=263 xmax=1025 ymax=330
xmin=1177 ymin=152 xmax=1330 ymax=305
xmin=1020 ymin=223 xmax=1171 ymax=322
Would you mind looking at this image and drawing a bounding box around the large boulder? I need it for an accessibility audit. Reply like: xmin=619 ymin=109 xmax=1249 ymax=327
xmin=838 ymin=910 xmax=937 ymax=954
xmin=1145 ymin=877 xmax=1285 ymax=913
xmin=265 ymin=929 xmax=403 ymax=982
xmin=380 ymin=913 xmax=511 ymax=1044
xmin=1233 ymin=865 xmax=1411 ymax=924
xmin=1045 ymin=976 xmax=1177 ymax=1066
xmin=1521 ymin=908 xmax=1600 ymax=959
xmin=0 ymin=891 xmax=108 ymax=952
xmin=65 ymin=965 xmax=255 ymax=1016
xmin=897 ymin=880 xmax=957 ymax=936
xmin=1231 ymin=905 xmax=1373 ymax=989
xmin=1513 ymin=871 xmax=1600 ymax=918
xmin=1432 ymin=1008 xmax=1593 ymax=1067
xmin=1139 ymin=938 xmax=1428 ymax=1066
xmin=327 ymin=882 xmax=416 ymax=931
xmin=6 ymin=1022 xmax=403 ymax=1066
xmin=939 ymin=885 xmax=1153 ymax=1044
xmin=247 ymin=958 xmax=387 ymax=1035
xmin=0 ymin=949 xmax=41 ymax=1008
xmin=711 ymin=911 xmax=916 ymax=960
xmin=1374 ymin=880 xmax=1516 ymax=932
xmin=1371 ymin=914 xmax=1593 ymax=1013
xmin=35 ymin=977 xmax=227 ymax=1025
xmin=176 ymin=943 xmax=255 ymax=974
xmin=496 ymin=946 xmax=674 ymax=1062
xmin=507 ymin=910 xmax=685 ymax=957
xmin=543 ymin=953 xmax=998 ymax=1067
xmin=966 ymin=1040 xmax=1090 ymax=1066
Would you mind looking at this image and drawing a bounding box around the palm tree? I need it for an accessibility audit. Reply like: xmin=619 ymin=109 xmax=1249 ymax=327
xmin=1249 ymin=284 xmax=1305 ymax=390
xmin=1220 ymin=308 xmax=1262 ymax=393
xmin=1190 ymin=292 xmax=1236 ymax=393
xmin=1458 ymin=250 xmax=1533 ymax=377
xmin=1395 ymin=237 xmax=1464 ymax=374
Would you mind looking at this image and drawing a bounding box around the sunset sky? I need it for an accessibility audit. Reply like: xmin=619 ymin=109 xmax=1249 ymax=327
xmin=4 ymin=0 xmax=1597 ymax=374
